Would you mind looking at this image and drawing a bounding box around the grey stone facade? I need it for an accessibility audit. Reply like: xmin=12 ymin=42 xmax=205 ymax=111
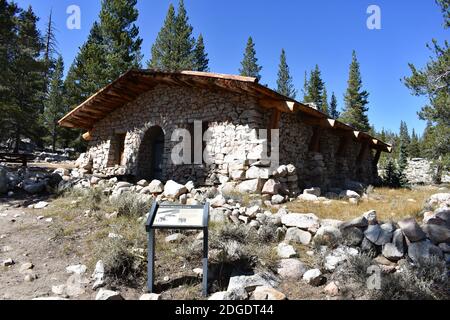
xmin=85 ymin=83 xmax=379 ymax=192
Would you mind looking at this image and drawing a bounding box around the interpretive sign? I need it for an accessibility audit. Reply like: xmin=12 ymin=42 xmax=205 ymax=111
xmin=145 ymin=202 xmax=210 ymax=296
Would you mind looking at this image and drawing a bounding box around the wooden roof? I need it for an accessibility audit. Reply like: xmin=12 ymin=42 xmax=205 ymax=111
xmin=58 ymin=69 xmax=392 ymax=153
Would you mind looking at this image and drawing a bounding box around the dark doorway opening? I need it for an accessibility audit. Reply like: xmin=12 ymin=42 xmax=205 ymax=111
xmin=137 ymin=126 xmax=165 ymax=181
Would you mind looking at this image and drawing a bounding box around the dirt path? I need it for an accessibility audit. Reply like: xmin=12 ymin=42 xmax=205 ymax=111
xmin=0 ymin=203 xmax=93 ymax=300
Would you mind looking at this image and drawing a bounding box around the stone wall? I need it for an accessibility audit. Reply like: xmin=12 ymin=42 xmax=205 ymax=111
xmin=278 ymin=113 xmax=377 ymax=190
xmin=86 ymin=83 xmax=379 ymax=192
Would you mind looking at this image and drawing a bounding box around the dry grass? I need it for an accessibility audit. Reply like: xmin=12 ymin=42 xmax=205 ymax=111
xmin=287 ymin=186 xmax=443 ymax=222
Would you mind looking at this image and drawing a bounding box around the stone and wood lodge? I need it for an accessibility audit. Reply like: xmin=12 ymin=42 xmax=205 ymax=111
xmin=59 ymin=70 xmax=391 ymax=193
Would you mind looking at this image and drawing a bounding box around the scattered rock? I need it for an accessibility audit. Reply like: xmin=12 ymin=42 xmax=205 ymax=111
xmin=422 ymin=224 xmax=450 ymax=244
xmin=324 ymin=281 xmax=339 ymax=296
xmin=277 ymin=242 xmax=297 ymax=258
xmin=398 ymin=218 xmax=427 ymax=242
xmin=66 ymin=264 xmax=87 ymax=275
xmin=139 ymin=293 xmax=161 ymax=300
xmin=92 ymin=260 xmax=105 ymax=290
xmin=302 ymin=269 xmax=324 ymax=286
xmin=408 ymin=240 xmax=443 ymax=263
xmin=277 ymin=259 xmax=306 ymax=279
xmin=165 ymin=233 xmax=185 ymax=243
xmin=313 ymin=226 xmax=342 ymax=247
xmin=52 ymin=285 xmax=66 ymax=296
xmin=303 ymin=187 xmax=321 ymax=197
xmin=163 ymin=180 xmax=188 ymax=198
xmin=95 ymin=289 xmax=124 ymax=300
xmin=227 ymin=273 xmax=278 ymax=293
xmin=271 ymin=194 xmax=285 ymax=205
xmin=19 ymin=262 xmax=34 ymax=273
xmin=281 ymin=213 xmax=320 ymax=230
xmin=1 ymin=258 xmax=14 ymax=267
xmin=297 ymin=194 xmax=319 ymax=201
xmin=285 ymin=228 xmax=312 ymax=245
xmin=34 ymin=201 xmax=49 ymax=209
xmin=252 ymin=286 xmax=286 ymax=300
xmin=262 ymin=179 xmax=280 ymax=195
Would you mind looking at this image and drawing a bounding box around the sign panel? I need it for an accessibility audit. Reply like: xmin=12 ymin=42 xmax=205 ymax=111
xmin=152 ymin=205 xmax=204 ymax=229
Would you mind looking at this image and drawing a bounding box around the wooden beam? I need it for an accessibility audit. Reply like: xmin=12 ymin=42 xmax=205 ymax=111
xmin=259 ymin=99 xmax=295 ymax=113
xmin=357 ymin=142 xmax=370 ymax=162
xmin=269 ymin=108 xmax=281 ymax=130
xmin=373 ymin=149 xmax=382 ymax=168
xmin=82 ymin=131 xmax=93 ymax=141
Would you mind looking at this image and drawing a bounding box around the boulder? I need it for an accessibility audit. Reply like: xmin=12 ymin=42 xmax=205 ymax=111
xmin=297 ymin=194 xmax=319 ymax=201
xmin=363 ymin=210 xmax=378 ymax=224
xmin=185 ymin=181 xmax=195 ymax=192
xmin=209 ymin=288 xmax=248 ymax=301
xmin=398 ymin=218 xmax=427 ymax=242
xmin=303 ymin=269 xmax=324 ymax=286
xmin=422 ymin=224 xmax=450 ymax=244
xmin=66 ymin=264 xmax=87 ymax=275
xmin=23 ymin=181 xmax=46 ymax=194
xmin=246 ymin=166 xmax=270 ymax=179
xmin=364 ymin=224 xmax=382 ymax=244
xmin=136 ymin=179 xmax=149 ymax=187
xmin=281 ymin=213 xmax=320 ymax=230
xmin=277 ymin=259 xmax=307 ymax=279
xmin=66 ymin=274 xmax=87 ymax=297
xmin=262 ymin=179 xmax=281 ymax=195
xmin=313 ymin=226 xmax=342 ymax=247
xmin=324 ymin=281 xmax=339 ymax=296
xmin=34 ymin=201 xmax=49 ymax=209
xmin=340 ymin=216 xmax=368 ymax=229
xmin=165 ymin=233 xmax=185 ymax=243
xmin=95 ymin=289 xmax=124 ymax=300
xmin=237 ymin=179 xmax=264 ymax=194
xmin=339 ymin=190 xmax=360 ymax=199
xmin=285 ymin=228 xmax=312 ymax=245
xmin=408 ymin=240 xmax=443 ymax=263
xmin=382 ymin=229 xmax=405 ymax=261
xmin=342 ymin=227 xmax=364 ymax=246
xmin=245 ymin=206 xmax=260 ymax=218
xmin=139 ymin=293 xmax=161 ymax=300
xmin=91 ymin=260 xmax=105 ymax=290
xmin=209 ymin=194 xmax=226 ymax=208
xmin=230 ymin=170 xmax=245 ymax=180
xmin=303 ymin=188 xmax=321 ymax=197
xmin=227 ymin=273 xmax=278 ymax=293
xmin=116 ymin=181 xmax=132 ymax=189
xmin=277 ymin=242 xmax=297 ymax=258
xmin=271 ymin=195 xmax=285 ymax=205
xmin=324 ymin=246 xmax=359 ymax=271
xmin=252 ymin=286 xmax=286 ymax=300
xmin=163 ymin=180 xmax=188 ymax=198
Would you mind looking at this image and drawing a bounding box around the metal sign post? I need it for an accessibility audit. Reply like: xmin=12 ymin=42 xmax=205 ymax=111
xmin=145 ymin=202 xmax=210 ymax=297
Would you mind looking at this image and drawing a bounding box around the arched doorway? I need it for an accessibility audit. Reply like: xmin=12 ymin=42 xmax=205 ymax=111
xmin=137 ymin=126 xmax=165 ymax=181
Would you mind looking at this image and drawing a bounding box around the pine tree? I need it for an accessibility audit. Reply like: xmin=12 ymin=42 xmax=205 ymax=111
xmin=383 ymin=158 xmax=403 ymax=188
xmin=149 ymin=1 xmax=198 ymax=71
xmin=42 ymin=10 xmax=58 ymax=102
xmin=322 ymin=87 xmax=329 ymax=115
xmin=149 ymin=4 xmax=176 ymax=70
xmin=239 ymin=36 xmax=262 ymax=81
xmin=304 ymin=65 xmax=324 ymax=110
xmin=9 ymin=6 xmax=46 ymax=152
xmin=329 ymin=92 xmax=340 ymax=119
xmin=276 ymin=49 xmax=296 ymax=99
xmin=42 ymin=56 xmax=65 ymax=152
xmin=0 ymin=0 xmax=19 ymax=146
xmin=339 ymin=51 xmax=370 ymax=132
xmin=302 ymin=71 xmax=309 ymax=102
xmin=193 ymin=33 xmax=209 ymax=72
xmin=409 ymin=128 xmax=421 ymax=158
xmin=399 ymin=121 xmax=411 ymax=146
xmin=99 ymin=0 xmax=143 ymax=76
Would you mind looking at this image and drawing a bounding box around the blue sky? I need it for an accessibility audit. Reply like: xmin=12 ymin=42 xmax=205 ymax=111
xmin=15 ymin=0 xmax=449 ymax=135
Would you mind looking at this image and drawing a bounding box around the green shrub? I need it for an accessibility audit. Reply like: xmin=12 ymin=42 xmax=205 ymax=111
xmin=110 ymin=193 xmax=153 ymax=218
